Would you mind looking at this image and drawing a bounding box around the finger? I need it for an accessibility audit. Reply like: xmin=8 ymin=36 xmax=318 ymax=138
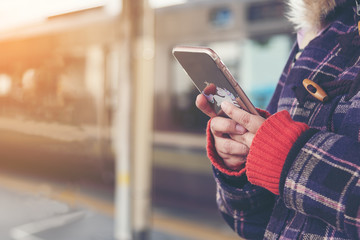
xmin=215 ymin=136 xmax=249 ymax=156
xmin=221 ymin=101 xmax=265 ymax=133
xmin=230 ymin=132 xmax=255 ymax=148
xmin=210 ymin=117 xmax=247 ymax=137
xmin=203 ymin=83 xmax=216 ymax=95
xmin=195 ymin=94 xmax=217 ymax=118
xmin=219 ymin=154 xmax=246 ymax=171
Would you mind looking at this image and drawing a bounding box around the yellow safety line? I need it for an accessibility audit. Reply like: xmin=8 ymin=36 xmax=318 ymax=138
xmin=152 ymin=213 xmax=238 ymax=240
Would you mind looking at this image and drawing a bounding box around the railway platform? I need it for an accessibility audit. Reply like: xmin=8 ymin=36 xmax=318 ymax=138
xmin=0 ymin=172 xmax=237 ymax=240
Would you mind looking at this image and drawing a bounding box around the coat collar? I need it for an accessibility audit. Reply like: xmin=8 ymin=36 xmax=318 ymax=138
xmin=287 ymin=0 xmax=354 ymax=32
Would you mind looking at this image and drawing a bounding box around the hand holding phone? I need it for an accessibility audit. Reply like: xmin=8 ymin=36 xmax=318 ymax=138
xmin=172 ymin=46 xmax=259 ymax=116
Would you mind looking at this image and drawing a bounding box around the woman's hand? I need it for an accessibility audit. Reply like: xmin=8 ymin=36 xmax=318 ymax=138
xmin=210 ymin=114 xmax=249 ymax=170
xmin=213 ymin=101 xmax=265 ymax=170
xmin=196 ymin=93 xmax=265 ymax=170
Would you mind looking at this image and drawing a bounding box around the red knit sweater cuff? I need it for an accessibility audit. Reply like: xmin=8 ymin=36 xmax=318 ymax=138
xmin=206 ymin=109 xmax=270 ymax=177
xmin=206 ymin=118 xmax=245 ymax=177
xmin=246 ymin=110 xmax=309 ymax=195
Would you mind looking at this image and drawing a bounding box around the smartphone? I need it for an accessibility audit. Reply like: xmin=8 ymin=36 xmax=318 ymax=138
xmin=172 ymin=46 xmax=259 ymax=116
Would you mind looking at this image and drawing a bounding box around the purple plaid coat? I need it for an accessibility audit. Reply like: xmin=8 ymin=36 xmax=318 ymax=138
xmin=213 ymin=1 xmax=360 ymax=239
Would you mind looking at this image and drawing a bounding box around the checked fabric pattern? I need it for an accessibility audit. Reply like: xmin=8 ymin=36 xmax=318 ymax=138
xmin=209 ymin=2 xmax=360 ymax=239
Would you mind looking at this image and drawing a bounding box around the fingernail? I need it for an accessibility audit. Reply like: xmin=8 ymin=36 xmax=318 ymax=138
xmin=221 ymin=101 xmax=231 ymax=109
xmin=236 ymin=124 xmax=246 ymax=134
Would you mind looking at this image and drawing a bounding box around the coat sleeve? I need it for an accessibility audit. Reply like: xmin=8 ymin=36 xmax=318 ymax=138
xmin=279 ymin=98 xmax=360 ymax=239
xmin=207 ymin=116 xmax=277 ymax=239
xmin=213 ymin=167 xmax=276 ymax=239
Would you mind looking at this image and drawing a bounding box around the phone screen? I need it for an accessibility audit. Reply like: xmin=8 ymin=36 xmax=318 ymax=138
xmin=173 ymin=47 xmax=256 ymax=115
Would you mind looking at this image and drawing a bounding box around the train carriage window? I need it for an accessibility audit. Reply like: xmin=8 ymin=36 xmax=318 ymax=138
xmin=209 ymin=7 xmax=234 ymax=28
xmin=247 ymin=1 xmax=285 ymax=22
xmin=0 ymin=74 xmax=12 ymax=96
xmin=241 ymin=34 xmax=293 ymax=109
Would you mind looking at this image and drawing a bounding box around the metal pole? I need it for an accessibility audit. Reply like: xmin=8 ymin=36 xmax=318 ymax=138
xmin=113 ymin=0 xmax=154 ymax=239
xmin=131 ymin=0 xmax=155 ymax=238
xmin=113 ymin=43 xmax=132 ymax=240
xmin=113 ymin=0 xmax=133 ymax=239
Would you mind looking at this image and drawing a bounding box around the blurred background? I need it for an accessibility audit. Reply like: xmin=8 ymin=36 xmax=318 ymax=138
xmin=0 ymin=0 xmax=294 ymax=239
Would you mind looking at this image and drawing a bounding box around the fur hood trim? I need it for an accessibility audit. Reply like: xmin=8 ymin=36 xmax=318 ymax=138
xmin=286 ymin=0 xmax=350 ymax=31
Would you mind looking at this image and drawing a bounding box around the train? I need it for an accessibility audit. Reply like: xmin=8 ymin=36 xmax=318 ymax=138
xmin=0 ymin=0 xmax=293 ymax=226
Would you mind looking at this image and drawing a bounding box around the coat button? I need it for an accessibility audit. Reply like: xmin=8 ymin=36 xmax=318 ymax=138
xmin=302 ymin=79 xmax=329 ymax=102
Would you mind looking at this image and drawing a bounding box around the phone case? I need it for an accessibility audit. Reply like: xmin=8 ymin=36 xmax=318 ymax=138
xmin=172 ymin=46 xmax=259 ymax=116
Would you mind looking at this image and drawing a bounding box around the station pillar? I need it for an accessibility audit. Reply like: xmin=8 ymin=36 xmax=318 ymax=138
xmin=114 ymin=0 xmax=154 ymax=239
